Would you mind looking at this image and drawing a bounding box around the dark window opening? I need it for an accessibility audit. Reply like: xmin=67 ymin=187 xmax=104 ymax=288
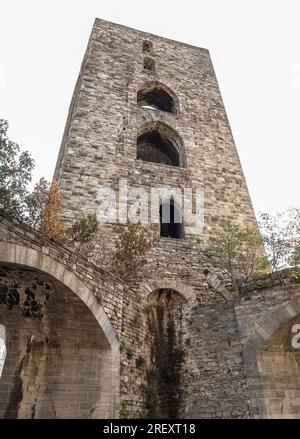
xmin=138 ymin=83 xmax=176 ymax=113
xmin=137 ymin=130 xmax=179 ymax=166
xmin=137 ymin=122 xmax=186 ymax=168
xmin=160 ymin=201 xmax=183 ymax=239
xmin=143 ymin=57 xmax=155 ymax=71
xmin=142 ymin=40 xmax=153 ymax=54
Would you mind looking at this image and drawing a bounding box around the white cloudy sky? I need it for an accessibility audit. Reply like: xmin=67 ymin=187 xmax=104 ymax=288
xmin=0 ymin=0 xmax=299 ymax=215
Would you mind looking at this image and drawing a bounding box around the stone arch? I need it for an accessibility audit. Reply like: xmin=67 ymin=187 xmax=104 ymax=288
xmin=0 ymin=243 xmax=118 ymax=346
xmin=136 ymin=121 xmax=186 ymax=168
xmin=140 ymin=279 xmax=196 ymax=304
xmin=243 ymin=297 xmax=300 ymax=352
xmin=241 ymin=296 xmax=300 ymax=418
xmin=0 ymin=242 xmax=120 ymax=418
xmin=148 ymin=288 xmax=186 ymax=307
xmin=137 ymin=81 xmax=179 ymax=114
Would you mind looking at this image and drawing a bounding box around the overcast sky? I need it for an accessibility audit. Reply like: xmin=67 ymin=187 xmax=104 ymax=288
xmin=0 ymin=0 xmax=299 ymax=216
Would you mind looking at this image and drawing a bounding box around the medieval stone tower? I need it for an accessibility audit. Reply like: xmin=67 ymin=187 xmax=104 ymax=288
xmin=52 ymin=18 xmax=260 ymax=417
xmin=1 ymin=18 xmax=300 ymax=420
xmin=55 ymin=19 xmax=257 ymax=238
xmin=54 ymin=18 xmax=259 ymax=300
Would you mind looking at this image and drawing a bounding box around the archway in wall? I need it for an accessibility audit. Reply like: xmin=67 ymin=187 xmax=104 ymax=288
xmin=147 ymin=289 xmax=185 ymax=418
xmin=137 ymin=121 xmax=186 ymax=168
xmin=257 ymin=314 xmax=300 ymax=419
xmin=0 ymin=262 xmax=119 ymax=419
xmin=137 ymin=82 xmax=179 ymax=114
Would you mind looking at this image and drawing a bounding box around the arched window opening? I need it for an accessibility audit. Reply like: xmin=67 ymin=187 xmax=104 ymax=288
xmin=137 ymin=121 xmax=186 ymax=168
xmin=137 ymin=82 xmax=178 ymax=114
xmin=160 ymin=200 xmax=184 ymax=239
xmin=137 ymin=131 xmax=179 ymax=166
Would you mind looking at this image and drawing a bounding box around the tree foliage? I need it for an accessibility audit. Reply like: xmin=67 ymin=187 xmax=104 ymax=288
xmin=111 ymin=222 xmax=157 ymax=278
xmin=289 ymin=208 xmax=300 ymax=277
xmin=259 ymin=211 xmax=295 ymax=273
xmin=204 ymin=218 xmax=267 ymax=293
xmin=65 ymin=213 xmax=103 ymax=258
xmin=40 ymin=180 xmax=65 ymax=240
xmin=259 ymin=209 xmax=300 ymax=275
xmin=24 ymin=177 xmax=50 ymax=228
xmin=201 ymin=210 xmax=300 ymax=293
xmin=66 ymin=213 xmax=99 ymax=244
xmin=0 ymin=119 xmax=34 ymax=218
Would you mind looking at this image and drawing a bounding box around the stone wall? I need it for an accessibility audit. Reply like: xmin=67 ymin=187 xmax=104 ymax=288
xmin=177 ymin=277 xmax=300 ymax=419
xmin=181 ymin=300 xmax=252 ymax=418
xmin=0 ymin=214 xmax=144 ymax=417
xmin=1 ymin=215 xmax=300 ymax=418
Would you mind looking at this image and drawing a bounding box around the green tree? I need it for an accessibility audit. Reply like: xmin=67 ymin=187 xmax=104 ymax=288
xmin=65 ymin=213 xmax=101 ymax=258
xmin=285 ymin=208 xmax=300 ymax=278
xmin=0 ymin=119 xmax=34 ymax=219
xmin=66 ymin=213 xmax=99 ymax=244
xmin=204 ymin=218 xmax=267 ymax=293
xmin=24 ymin=177 xmax=50 ymax=228
xmin=259 ymin=210 xmax=299 ymax=273
xmin=111 ymin=222 xmax=157 ymax=278
xmin=0 ymin=120 xmax=129 ymax=265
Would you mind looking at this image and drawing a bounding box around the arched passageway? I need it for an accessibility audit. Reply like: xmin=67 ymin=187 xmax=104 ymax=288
xmin=0 ymin=242 xmax=120 ymax=419
xmin=257 ymin=314 xmax=300 ymax=419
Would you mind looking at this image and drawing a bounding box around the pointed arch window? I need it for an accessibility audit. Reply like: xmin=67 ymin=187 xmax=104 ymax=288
xmin=137 ymin=121 xmax=186 ymax=168
xmin=137 ymin=82 xmax=179 ymax=114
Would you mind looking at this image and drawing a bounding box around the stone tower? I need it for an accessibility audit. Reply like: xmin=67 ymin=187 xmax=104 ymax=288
xmin=2 ymin=19 xmax=300 ymax=421
xmin=53 ymin=18 xmax=260 ymax=417
xmin=55 ymin=18 xmax=257 ymax=241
